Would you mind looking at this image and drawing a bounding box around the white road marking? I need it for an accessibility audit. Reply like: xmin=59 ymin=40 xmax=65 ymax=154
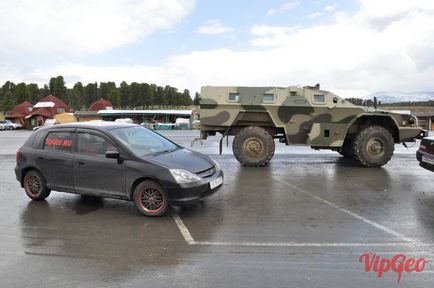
xmin=172 ymin=214 xmax=194 ymax=244
xmin=172 ymin=215 xmax=434 ymax=247
xmin=273 ymin=178 xmax=414 ymax=243
xmin=191 ymin=241 xmax=434 ymax=247
xmin=172 ymin=178 xmax=423 ymax=247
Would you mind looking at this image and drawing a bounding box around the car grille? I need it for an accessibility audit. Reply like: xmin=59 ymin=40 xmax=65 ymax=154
xmin=197 ymin=166 xmax=216 ymax=178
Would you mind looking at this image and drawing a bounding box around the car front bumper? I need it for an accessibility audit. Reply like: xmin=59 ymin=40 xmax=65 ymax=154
xmin=416 ymin=150 xmax=434 ymax=172
xmin=166 ymin=169 xmax=224 ymax=206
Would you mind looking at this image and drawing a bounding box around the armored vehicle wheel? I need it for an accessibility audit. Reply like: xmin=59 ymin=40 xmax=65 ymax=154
xmin=23 ymin=170 xmax=51 ymax=200
xmin=232 ymin=126 xmax=275 ymax=166
xmin=353 ymin=126 xmax=394 ymax=167
xmin=339 ymin=139 xmax=354 ymax=158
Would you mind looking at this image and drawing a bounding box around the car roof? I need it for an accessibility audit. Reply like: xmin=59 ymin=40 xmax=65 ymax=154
xmin=41 ymin=121 xmax=138 ymax=131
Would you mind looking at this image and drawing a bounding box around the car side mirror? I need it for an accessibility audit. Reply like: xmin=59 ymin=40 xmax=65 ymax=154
xmin=106 ymin=150 xmax=120 ymax=159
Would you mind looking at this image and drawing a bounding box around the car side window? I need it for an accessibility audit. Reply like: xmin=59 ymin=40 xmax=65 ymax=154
xmin=44 ymin=132 xmax=73 ymax=153
xmin=78 ymin=133 xmax=114 ymax=156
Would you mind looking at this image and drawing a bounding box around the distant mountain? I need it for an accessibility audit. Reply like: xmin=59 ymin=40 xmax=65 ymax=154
xmin=368 ymin=91 xmax=434 ymax=104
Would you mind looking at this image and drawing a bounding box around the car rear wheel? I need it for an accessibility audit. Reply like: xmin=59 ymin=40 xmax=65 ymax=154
xmin=133 ymin=180 xmax=168 ymax=217
xmin=23 ymin=170 xmax=51 ymax=200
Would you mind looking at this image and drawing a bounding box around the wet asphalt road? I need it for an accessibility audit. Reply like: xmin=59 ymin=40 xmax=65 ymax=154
xmin=1 ymin=129 xmax=434 ymax=287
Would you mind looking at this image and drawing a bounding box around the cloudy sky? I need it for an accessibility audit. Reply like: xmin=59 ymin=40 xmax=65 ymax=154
xmin=1 ymin=0 xmax=434 ymax=98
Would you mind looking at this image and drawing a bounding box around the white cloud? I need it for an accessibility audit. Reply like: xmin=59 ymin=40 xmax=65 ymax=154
xmin=0 ymin=0 xmax=196 ymax=58
xmin=325 ymin=4 xmax=338 ymax=12
xmin=309 ymin=3 xmax=338 ymax=19
xmin=309 ymin=11 xmax=323 ymax=19
xmin=250 ymin=25 xmax=297 ymax=47
xmin=196 ymin=20 xmax=234 ymax=35
xmin=267 ymin=1 xmax=300 ymax=17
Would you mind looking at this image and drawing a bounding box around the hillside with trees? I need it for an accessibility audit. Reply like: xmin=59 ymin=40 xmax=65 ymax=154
xmin=0 ymin=76 xmax=196 ymax=112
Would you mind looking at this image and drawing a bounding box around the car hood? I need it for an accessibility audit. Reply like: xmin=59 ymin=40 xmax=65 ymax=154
xmin=146 ymin=148 xmax=214 ymax=173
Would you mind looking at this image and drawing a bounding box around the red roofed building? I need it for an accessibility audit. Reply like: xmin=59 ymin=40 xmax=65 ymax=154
xmin=25 ymin=95 xmax=70 ymax=129
xmin=88 ymin=98 xmax=113 ymax=111
xmin=5 ymin=101 xmax=33 ymax=128
xmin=74 ymin=98 xmax=113 ymax=122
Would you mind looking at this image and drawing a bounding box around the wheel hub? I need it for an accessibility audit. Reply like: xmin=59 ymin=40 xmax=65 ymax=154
xmin=141 ymin=188 xmax=163 ymax=211
xmin=27 ymin=176 xmax=41 ymax=194
xmin=366 ymin=138 xmax=384 ymax=157
xmin=244 ymin=138 xmax=263 ymax=157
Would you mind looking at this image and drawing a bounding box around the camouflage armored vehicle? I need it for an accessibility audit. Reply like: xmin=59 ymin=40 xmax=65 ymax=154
xmin=199 ymin=85 xmax=428 ymax=167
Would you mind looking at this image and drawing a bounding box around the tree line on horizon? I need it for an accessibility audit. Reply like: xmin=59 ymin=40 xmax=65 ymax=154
xmin=0 ymin=76 xmax=201 ymax=113
xmin=346 ymin=97 xmax=434 ymax=107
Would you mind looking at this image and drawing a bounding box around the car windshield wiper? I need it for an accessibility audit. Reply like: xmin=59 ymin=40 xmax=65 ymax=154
xmin=149 ymin=147 xmax=178 ymax=156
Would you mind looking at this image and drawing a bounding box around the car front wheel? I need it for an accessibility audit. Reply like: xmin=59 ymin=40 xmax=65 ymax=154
xmin=133 ymin=180 xmax=168 ymax=217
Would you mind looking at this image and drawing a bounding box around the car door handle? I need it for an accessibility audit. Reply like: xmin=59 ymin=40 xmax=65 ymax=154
xmin=37 ymin=157 xmax=44 ymax=160
xmin=78 ymin=161 xmax=85 ymax=165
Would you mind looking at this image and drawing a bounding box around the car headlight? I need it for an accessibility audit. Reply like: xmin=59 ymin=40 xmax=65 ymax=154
xmin=211 ymin=158 xmax=221 ymax=170
xmin=169 ymin=169 xmax=201 ymax=184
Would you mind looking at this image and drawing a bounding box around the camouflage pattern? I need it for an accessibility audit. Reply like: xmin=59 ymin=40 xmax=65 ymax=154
xmin=199 ymin=85 xmax=426 ymax=148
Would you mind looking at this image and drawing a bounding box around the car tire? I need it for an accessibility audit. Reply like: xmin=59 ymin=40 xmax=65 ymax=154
xmin=232 ymin=126 xmax=275 ymax=166
xmin=133 ymin=180 xmax=168 ymax=217
xmin=353 ymin=125 xmax=394 ymax=167
xmin=23 ymin=170 xmax=51 ymax=200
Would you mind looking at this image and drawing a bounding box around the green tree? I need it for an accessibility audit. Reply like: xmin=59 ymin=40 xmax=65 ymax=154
xmin=107 ymin=89 xmax=121 ymax=107
xmin=2 ymin=91 xmax=15 ymax=112
xmin=129 ymin=82 xmax=141 ymax=108
xmin=2 ymin=81 xmax=15 ymax=94
xmin=83 ymin=82 xmax=98 ymax=107
xmin=182 ymin=89 xmax=192 ymax=106
xmin=193 ymin=92 xmax=201 ymax=106
xmin=41 ymin=84 xmax=50 ymax=96
xmin=66 ymin=89 xmax=82 ymax=111
xmin=154 ymin=86 xmax=166 ymax=107
xmin=119 ymin=81 xmax=129 ymax=108
xmin=141 ymin=83 xmax=154 ymax=108
xmin=99 ymin=82 xmax=116 ymax=99
xmin=71 ymin=82 xmax=84 ymax=110
xmin=14 ymin=82 xmax=28 ymax=104
xmin=27 ymin=83 xmax=40 ymax=103
xmin=346 ymin=98 xmax=363 ymax=106
xmin=49 ymin=76 xmax=67 ymax=100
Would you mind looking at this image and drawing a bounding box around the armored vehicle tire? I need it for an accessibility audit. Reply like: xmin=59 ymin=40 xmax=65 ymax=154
xmin=232 ymin=126 xmax=275 ymax=166
xmin=339 ymin=139 xmax=354 ymax=158
xmin=23 ymin=169 xmax=51 ymax=200
xmin=133 ymin=180 xmax=168 ymax=217
xmin=352 ymin=126 xmax=394 ymax=167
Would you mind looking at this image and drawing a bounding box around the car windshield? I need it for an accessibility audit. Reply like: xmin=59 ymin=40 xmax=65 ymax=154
xmin=111 ymin=126 xmax=178 ymax=156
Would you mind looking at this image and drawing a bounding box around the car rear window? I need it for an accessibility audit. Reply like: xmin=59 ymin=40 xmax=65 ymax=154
xmin=44 ymin=132 xmax=73 ymax=153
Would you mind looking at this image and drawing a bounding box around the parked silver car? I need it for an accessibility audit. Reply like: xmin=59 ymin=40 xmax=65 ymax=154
xmin=0 ymin=120 xmax=22 ymax=130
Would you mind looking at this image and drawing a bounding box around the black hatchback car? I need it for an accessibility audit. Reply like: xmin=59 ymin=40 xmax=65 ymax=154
xmin=15 ymin=122 xmax=223 ymax=216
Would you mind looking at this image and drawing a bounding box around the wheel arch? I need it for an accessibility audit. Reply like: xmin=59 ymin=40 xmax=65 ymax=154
xmin=20 ymin=167 xmax=43 ymax=187
xmin=345 ymin=115 xmax=400 ymax=143
xmin=129 ymin=176 xmax=166 ymax=200
xmin=230 ymin=111 xmax=282 ymax=136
